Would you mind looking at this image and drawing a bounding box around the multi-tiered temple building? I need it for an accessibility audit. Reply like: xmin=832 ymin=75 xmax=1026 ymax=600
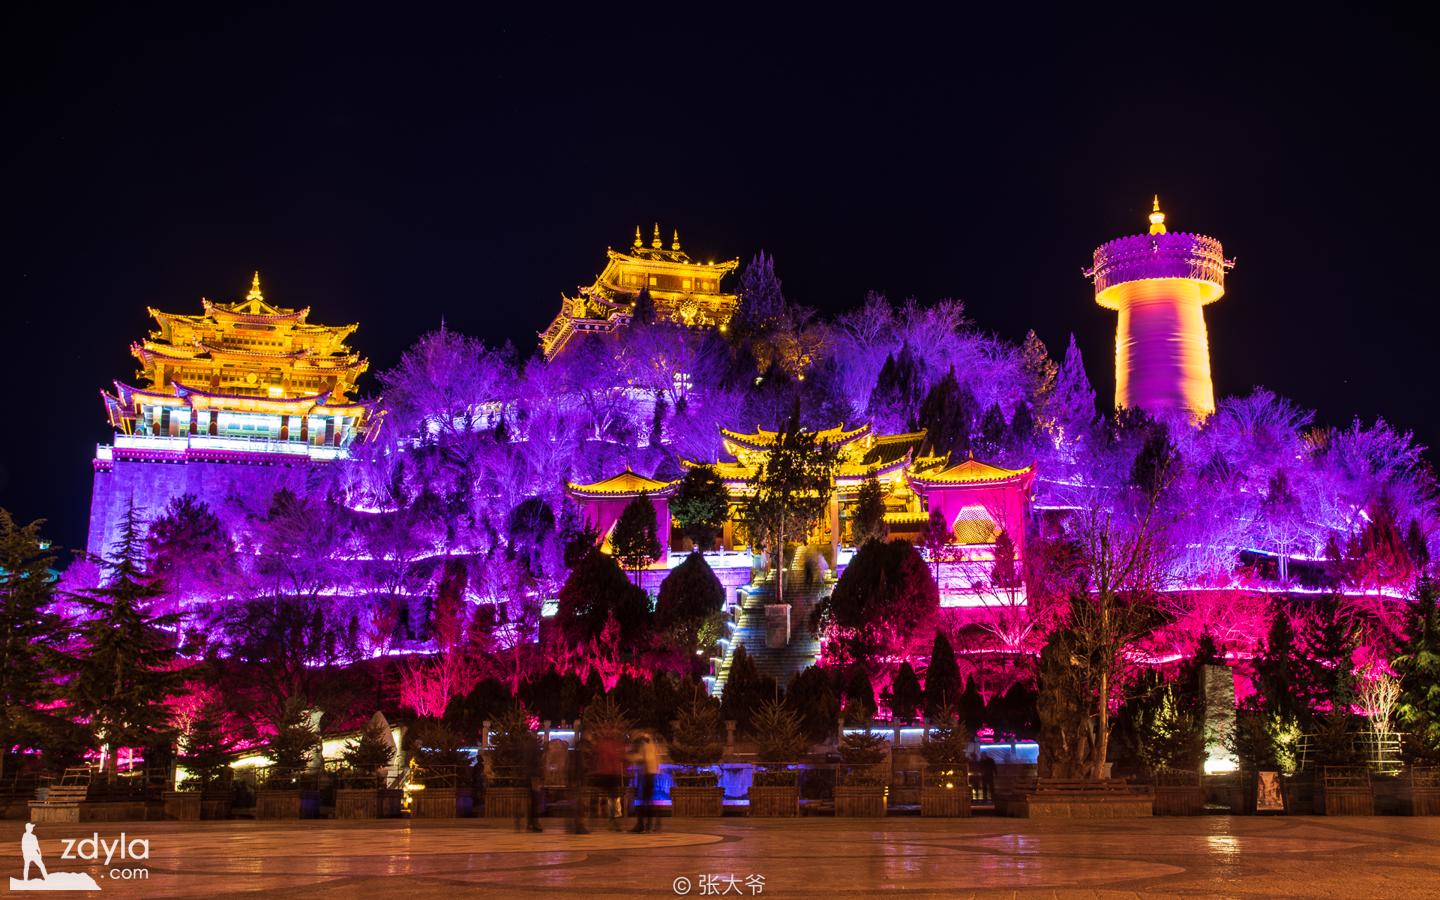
xmin=88 ymin=274 xmax=373 ymax=554
xmin=539 ymin=225 xmax=739 ymax=358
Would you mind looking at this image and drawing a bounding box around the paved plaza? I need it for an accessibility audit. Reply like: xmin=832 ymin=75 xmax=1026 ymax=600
xmin=3 ymin=815 xmax=1439 ymax=898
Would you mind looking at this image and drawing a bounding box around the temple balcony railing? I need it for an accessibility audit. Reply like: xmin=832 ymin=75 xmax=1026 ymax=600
xmin=103 ymin=433 xmax=351 ymax=462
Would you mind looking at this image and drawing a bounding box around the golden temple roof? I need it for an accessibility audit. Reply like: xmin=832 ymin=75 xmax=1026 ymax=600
xmin=565 ymin=468 xmax=678 ymax=498
xmin=540 ymin=226 xmax=740 ymax=358
xmin=907 ymin=456 xmax=1035 ymax=485
xmin=720 ymin=423 xmax=871 ymax=454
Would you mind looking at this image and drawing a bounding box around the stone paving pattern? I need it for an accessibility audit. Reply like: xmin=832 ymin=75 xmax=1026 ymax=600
xmin=3 ymin=816 xmax=1439 ymax=898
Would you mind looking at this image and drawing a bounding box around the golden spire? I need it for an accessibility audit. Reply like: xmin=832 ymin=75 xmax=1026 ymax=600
xmin=671 ymin=228 xmax=681 ymax=251
xmin=651 ymin=223 xmax=662 ymax=249
xmin=1148 ymin=195 xmax=1167 ymax=235
xmin=246 ymin=271 xmax=264 ymax=302
xmin=634 ymin=226 xmax=643 ymax=249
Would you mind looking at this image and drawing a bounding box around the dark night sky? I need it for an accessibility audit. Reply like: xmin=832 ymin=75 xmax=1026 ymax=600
xmin=3 ymin=7 xmax=1437 ymax=554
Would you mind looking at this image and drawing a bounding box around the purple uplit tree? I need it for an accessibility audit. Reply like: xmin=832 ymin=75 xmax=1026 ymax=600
xmin=0 ymin=512 xmax=72 ymax=779
xmin=68 ymin=500 xmax=183 ymax=775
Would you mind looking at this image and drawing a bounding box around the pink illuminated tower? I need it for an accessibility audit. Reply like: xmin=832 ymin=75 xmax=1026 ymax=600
xmin=1087 ymin=198 xmax=1234 ymax=417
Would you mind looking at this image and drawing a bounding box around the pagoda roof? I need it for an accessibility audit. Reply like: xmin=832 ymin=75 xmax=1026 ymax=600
xmin=565 ymin=468 xmax=678 ymax=499
xmin=606 ymin=247 xmax=740 ymax=274
xmin=720 ymin=423 xmax=871 ymax=453
xmin=860 ymin=430 xmax=927 ymax=466
xmin=203 ymin=297 xmax=311 ymax=324
xmin=907 ymin=456 xmax=1036 ymax=486
xmin=836 ymin=452 xmax=915 ymax=484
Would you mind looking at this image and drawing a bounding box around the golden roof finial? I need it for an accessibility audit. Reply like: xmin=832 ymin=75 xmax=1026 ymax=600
xmin=247 ymin=271 xmax=264 ymax=302
xmin=671 ymin=228 xmax=681 ymax=251
xmin=634 ymin=226 xmax=643 ymax=249
xmin=651 ymin=223 xmax=662 ymax=249
xmin=1148 ymin=195 xmax=1167 ymax=235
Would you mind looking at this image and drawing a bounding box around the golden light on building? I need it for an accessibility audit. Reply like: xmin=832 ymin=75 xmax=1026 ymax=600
xmin=101 ymin=272 xmax=372 ymax=444
xmin=539 ymin=225 xmax=739 ymax=358
xmin=1088 ymin=198 xmax=1234 ymax=418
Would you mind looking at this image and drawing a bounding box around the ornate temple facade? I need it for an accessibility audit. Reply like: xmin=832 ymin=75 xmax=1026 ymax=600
xmin=565 ymin=423 xmax=1037 ymax=607
xmin=538 ymin=225 xmax=739 ymax=358
xmin=88 ymin=274 xmax=373 ymax=554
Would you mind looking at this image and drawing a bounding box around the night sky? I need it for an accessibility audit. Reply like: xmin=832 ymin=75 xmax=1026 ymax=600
xmin=3 ymin=8 xmax=1436 ymax=554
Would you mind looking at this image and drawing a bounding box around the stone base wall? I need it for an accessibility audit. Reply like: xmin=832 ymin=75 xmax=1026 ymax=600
xmin=88 ymin=454 xmax=321 ymax=556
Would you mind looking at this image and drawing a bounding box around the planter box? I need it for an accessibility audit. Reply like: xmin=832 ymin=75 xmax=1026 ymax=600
xmin=1153 ymin=785 xmax=1204 ymax=816
xmin=412 ymin=786 xmax=474 ymax=818
xmin=748 ymin=785 xmax=799 ymax=817
xmin=1317 ymin=767 xmax=1373 ymax=816
xmin=256 ymin=788 xmax=321 ymax=819
xmin=1317 ymin=786 xmax=1374 ymax=815
xmin=834 ymin=784 xmax=886 ymax=817
xmin=162 ymin=790 xmax=202 ymax=820
xmin=335 ymin=787 xmax=403 ymax=819
xmin=27 ymin=802 xmax=80 ymax=824
xmin=1015 ymin=779 xmax=1153 ymax=819
xmin=764 ymin=604 xmax=790 ymax=648
xmin=671 ymin=785 xmax=723 ymax=817
xmin=920 ymin=785 xmax=971 ymax=817
xmin=201 ymin=791 xmax=233 ymax=820
xmin=1398 ymin=768 xmax=1440 ymax=816
xmin=484 ymin=786 xmax=531 ymax=819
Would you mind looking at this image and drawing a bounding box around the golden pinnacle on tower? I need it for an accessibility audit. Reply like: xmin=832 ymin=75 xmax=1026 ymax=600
xmin=671 ymin=228 xmax=681 ymax=251
xmin=651 ymin=223 xmax=662 ymax=249
xmin=634 ymin=226 xmax=643 ymax=249
xmin=246 ymin=271 xmax=264 ymax=302
xmin=1148 ymin=195 xmax=1167 ymax=235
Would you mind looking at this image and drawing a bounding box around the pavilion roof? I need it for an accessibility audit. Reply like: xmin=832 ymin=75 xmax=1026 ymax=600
xmin=907 ymin=455 xmax=1035 ymax=486
xmin=566 ymin=468 xmax=677 ymax=499
xmin=720 ymin=422 xmax=871 ymax=454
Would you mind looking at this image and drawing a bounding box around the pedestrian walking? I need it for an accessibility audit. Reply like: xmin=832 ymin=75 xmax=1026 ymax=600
xmin=592 ymin=731 xmax=626 ymax=831
xmin=630 ymin=731 xmax=661 ymax=833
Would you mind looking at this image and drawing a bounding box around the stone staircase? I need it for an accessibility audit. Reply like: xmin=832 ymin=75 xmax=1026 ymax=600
xmin=712 ymin=549 xmax=831 ymax=694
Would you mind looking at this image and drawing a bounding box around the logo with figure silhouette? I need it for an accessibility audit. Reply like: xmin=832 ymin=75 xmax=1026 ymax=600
xmin=9 ymin=824 xmax=101 ymax=892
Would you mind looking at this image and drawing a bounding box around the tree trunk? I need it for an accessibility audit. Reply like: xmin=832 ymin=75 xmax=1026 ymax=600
xmin=1094 ymin=668 xmax=1110 ymax=780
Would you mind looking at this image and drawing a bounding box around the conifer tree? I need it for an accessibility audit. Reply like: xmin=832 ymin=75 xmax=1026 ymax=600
xmin=1395 ymin=576 xmax=1440 ymax=761
xmin=923 ymin=632 xmax=962 ymax=720
xmin=719 ymin=644 xmax=776 ymax=733
xmin=734 ymin=251 xmax=785 ymax=338
xmin=610 ymin=493 xmax=660 ymax=584
xmin=1021 ymin=329 xmax=1058 ymax=401
xmin=343 ymin=718 xmax=397 ymax=775
xmin=917 ymin=367 xmax=973 ymax=458
xmin=1048 ymin=333 xmax=1096 ymax=440
xmin=784 ymin=666 xmax=840 ymax=743
xmin=0 ymin=511 xmax=70 ymax=780
xmin=978 ymin=403 xmax=1008 ymax=457
xmin=670 ymin=465 xmax=729 ymax=551
xmin=888 ymin=662 xmax=922 ymax=723
xmin=752 ymin=697 xmax=808 ymax=762
xmin=69 ymin=500 xmax=182 ymax=773
xmin=269 ymin=696 xmax=318 ymax=781
xmin=850 ymin=476 xmax=887 ymax=546
xmin=180 ymin=701 xmax=233 ymax=788
xmin=631 ymin=286 xmax=657 ymax=325
xmin=843 ymin=667 xmax=877 ymax=723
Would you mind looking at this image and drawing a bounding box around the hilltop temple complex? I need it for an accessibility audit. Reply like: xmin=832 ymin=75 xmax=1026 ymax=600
xmin=539 ymin=225 xmax=739 ymax=357
xmin=88 ymin=274 xmax=373 ymax=554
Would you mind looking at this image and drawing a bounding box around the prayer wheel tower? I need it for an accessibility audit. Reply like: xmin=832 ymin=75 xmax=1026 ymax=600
xmin=1087 ymin=198 xmax=1233 ymax=418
